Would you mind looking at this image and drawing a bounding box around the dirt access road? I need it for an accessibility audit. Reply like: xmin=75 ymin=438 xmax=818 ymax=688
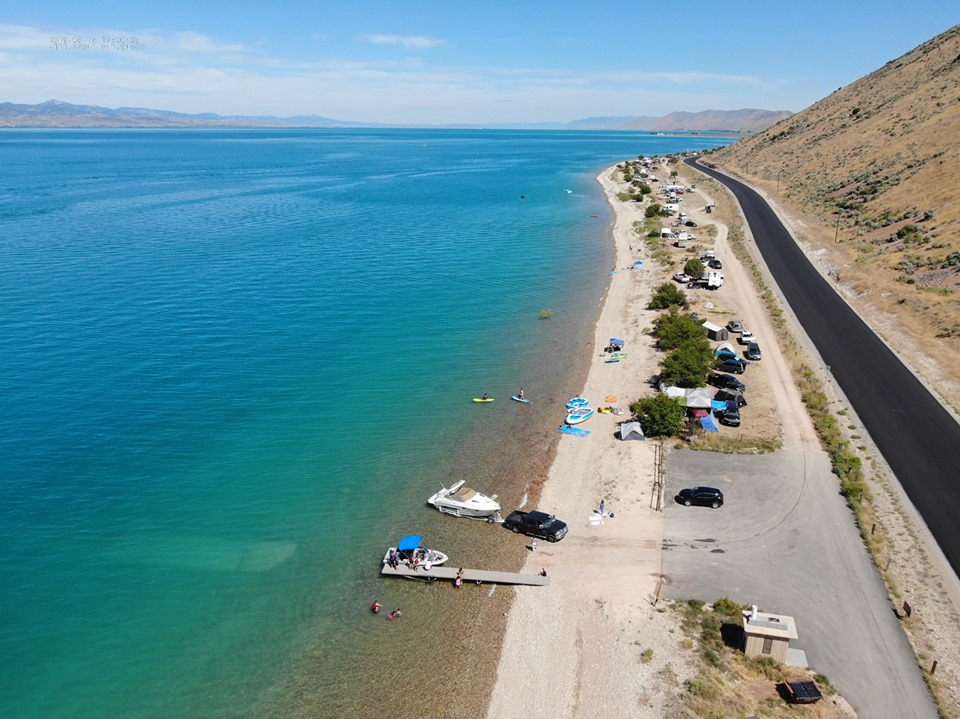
xmin=659 ymin=180 xmax=939 ymax=719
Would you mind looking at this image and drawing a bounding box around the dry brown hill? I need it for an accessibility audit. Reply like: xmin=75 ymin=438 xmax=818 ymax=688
xmin=704 ymin=24 xmax=960 ymax=407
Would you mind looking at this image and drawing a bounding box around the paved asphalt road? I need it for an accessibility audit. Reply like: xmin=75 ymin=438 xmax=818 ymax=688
xmin=662 ymin=447 xmax=938 ymax=719
xmin=687 ymin=158 xmax=960 ymax=577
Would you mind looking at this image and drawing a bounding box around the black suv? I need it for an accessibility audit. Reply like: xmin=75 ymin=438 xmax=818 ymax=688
xmin=744 ymin=342 xmax=762 ymax=361
xmin=707 ymin=373 xmax=745 ymax=392
xmin=675 ymin=486 xmax=724 ymax=508
xmin=715 ymin=358 xmax=748 ymax=374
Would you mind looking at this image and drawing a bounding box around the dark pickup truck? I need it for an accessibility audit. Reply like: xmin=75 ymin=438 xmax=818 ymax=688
xmin=503 ymin=510 xmax=568 ymax=542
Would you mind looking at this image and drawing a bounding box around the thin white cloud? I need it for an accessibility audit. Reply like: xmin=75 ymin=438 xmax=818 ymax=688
xmin=173 ymin=31 xmax=247 ymax=54
xmin=0 ymin=24 xmax=68 ymax=50
xmin=0 ymin=24 xmax=794 ymax=123
xmin=359 ymin=34 xmax=443 ymax=49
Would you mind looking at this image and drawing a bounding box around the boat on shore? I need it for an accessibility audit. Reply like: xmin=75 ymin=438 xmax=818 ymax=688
xmin=565 ymin=407 xmax=595 ymax=425
xmin=428 ymin=480 xmax=502 ymax=521
xmin=383 ymin=535 xmax=449 ymax=567
xmin=565 ymin=397 xmax=590 ymax=410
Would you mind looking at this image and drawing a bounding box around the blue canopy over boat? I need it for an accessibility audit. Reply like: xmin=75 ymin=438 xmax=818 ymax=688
xmin=397 ymin=535 xmax=422 ymax=551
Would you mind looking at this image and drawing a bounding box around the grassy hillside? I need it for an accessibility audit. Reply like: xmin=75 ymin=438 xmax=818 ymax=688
xmin=703 ymin=24 xmax=960 ymax=402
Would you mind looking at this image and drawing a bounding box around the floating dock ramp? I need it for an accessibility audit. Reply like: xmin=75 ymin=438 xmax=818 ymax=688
xmin=380 ymin=564 xmax=549 ymax=586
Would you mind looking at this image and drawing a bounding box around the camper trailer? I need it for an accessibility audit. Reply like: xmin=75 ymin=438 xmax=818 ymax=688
xmin=695 ymin=271 xmax=725 ymax=289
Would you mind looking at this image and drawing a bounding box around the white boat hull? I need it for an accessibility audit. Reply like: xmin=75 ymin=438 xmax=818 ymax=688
xmin=428 ymin=480 xmax=501 ymax=519
xmin=383 ymin=547 xmax=449 ymax=566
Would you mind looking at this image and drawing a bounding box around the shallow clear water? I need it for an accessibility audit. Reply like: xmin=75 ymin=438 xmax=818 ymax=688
xmin=0 ymin=128 xmax=732 ymax=717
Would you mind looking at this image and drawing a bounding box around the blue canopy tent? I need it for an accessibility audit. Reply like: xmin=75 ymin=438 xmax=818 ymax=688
xmin=397 ymin=535 xmax=422 ymax=551
xmin=609 ymin=338 xmax=625 ymax=347
xmin=699 ymin=415 xmax=719 ymax=432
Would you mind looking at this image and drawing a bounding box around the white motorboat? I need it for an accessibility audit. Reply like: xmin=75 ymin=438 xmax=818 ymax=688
xmin=383 ymin=535 xmax=449 ymax=567
xmin=428 ymin=480 xmax=502 ymax=521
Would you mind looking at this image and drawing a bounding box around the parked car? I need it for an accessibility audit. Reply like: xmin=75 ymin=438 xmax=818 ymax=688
xmin=717 ymin=400 xmax=741 ymax=427
xmin=675 ymin=486 xmax=724 ymax=508
xmin=672 ymin=272 xmax=690 ymax=283
xmin=708 ymin=258 xmax=723 ymax=269
xmin=739 ymin=330 xmax=757 ymax=345
xmin=503 ymin=510 xmax=568 ymax=542
xmin=744 ymin=342 xmax=762 ymax=360
xmin=708 ymin=373 xmax=746 ymax=392
xmin=684 ymin=220 xmax=698 ymax=227
xmin=716 ymin=358 xmax=748 ymax=374
xmin=726 ymin=319 xmax=743 ymax=333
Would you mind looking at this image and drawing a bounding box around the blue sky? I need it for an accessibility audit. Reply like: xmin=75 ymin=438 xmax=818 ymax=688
xmin=0 ymin=2 xmax=956 ymax=123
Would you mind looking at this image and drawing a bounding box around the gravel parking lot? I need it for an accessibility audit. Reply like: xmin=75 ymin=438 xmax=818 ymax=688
xmin=661 ymin=432 xmax=937 ymax=718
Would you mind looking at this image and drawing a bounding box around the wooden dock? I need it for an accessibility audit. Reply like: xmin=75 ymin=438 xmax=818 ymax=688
xmin=380 ymin=563 xmax=549 ymax=586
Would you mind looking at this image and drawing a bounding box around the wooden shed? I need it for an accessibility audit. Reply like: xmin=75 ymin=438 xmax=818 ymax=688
xmin=742 ymin=608 xmax=798 ymax=664
xmin=702 ymin=320 xmax=729 ymax=341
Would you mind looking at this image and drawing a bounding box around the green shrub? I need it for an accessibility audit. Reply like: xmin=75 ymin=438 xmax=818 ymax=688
xmin=630 ymin=394 xmax=685 ymax=437
xmin=684 ymin=258 xmax=705 ymax=278
xmin=649 ymin=282 xmax=689 ymax=310
xmin=652 ymin=309 xmax=703 ymax=350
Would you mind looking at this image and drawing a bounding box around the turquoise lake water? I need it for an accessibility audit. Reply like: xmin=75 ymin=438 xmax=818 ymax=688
xmin=0 ymin=128 xmax=733 ymax=718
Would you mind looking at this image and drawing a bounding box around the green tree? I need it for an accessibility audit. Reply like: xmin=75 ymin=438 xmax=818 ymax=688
xmin=645 ymin=203 xmax=662 ymax=218
xmin=684 ymin=258 xmax=704 ymax=278
xmin=660 ymin=341 xmax=712 ymax=388
xmin=652 ymin=309 xmax=703 ymax=350
xmin=648 ymin=283 xmax=689 ymax=310
xmin=630 ymin=393 xmax=685 ymax=437
xmin=637 ymin=182 xmax=652 ymax=196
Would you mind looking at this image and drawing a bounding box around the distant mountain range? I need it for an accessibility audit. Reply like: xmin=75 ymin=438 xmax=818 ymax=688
xmin=0 ymin=100 xmax=790 ymax=133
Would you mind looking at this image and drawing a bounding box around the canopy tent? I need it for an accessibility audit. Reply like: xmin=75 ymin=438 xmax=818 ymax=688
xmin=699 ymin=415 xmax=719 ymax=432
xmin=711 ymin=399 xmax=729 ymax=411
xmin=691 ymin=409 xmax=709 ymax=418
xmin=660 ymin=384 xmax=686 ymax=400
xmin=609 ymin=338 xmax=625 ymax=347
xmin=619 ymin=421 xmax=645 ymax=440
xmin=715 ymin=341 xmax=738 ymax=356
xmin=716 ymin=388 xmax=747 ymax=407
xmin=397 ymin=535 xmax=422 ymax=552
xmin=681 ymin=387 xmax=716 ymax=409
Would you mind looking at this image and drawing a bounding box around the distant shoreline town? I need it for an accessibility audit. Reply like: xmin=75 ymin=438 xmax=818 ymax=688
xmin=0 ymin=100 xmax=790 ymax=132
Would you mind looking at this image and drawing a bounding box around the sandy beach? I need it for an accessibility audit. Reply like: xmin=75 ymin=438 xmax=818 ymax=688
xmin=484 ymin=164 xmax=700 ymax=718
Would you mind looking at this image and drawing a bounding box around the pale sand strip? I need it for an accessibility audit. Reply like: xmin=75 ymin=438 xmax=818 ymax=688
xmin=485 ymin=165 xmax=697 ymax=718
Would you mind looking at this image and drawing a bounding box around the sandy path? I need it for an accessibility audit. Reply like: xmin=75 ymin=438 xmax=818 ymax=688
xmin=484 ymin=167 xmax=698 ymax=718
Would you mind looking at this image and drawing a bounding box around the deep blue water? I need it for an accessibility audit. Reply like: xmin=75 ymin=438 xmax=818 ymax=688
xmin=0 ymin=128 xmax=733 ymax=718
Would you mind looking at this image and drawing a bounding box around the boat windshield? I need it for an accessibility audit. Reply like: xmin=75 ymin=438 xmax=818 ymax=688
xmin=450 ymin=486 xmax=478 ymax=501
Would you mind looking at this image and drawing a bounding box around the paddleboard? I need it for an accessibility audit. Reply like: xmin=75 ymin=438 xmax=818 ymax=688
xmin=473 ymin=398 xmax=494 ymax=403
xmin=511 ymin=395 xmax=531 ymax=403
